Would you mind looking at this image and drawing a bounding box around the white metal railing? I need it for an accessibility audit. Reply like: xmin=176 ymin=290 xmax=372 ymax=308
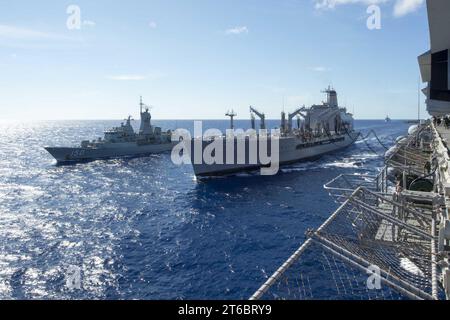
xmin=250 ymin=187 xmax=439 ymax=300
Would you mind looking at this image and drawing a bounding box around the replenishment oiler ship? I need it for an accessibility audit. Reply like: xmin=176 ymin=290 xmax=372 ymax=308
xmin=188 ymin=88 xmax=359 ymax=177
xmin=45 ymin=98 xmax=175 ymax=163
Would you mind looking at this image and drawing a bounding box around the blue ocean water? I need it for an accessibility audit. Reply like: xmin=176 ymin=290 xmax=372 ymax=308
xmin=0 ymin=119 xmax=410 ymax=299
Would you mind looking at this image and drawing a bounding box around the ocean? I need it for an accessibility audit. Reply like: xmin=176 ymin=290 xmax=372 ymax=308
xmin=0 ymin=119 xmax=410 ymax=299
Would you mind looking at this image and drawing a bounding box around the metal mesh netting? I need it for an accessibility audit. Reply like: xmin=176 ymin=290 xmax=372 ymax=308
xmin=324 ymin=173 xmax=389 ymax=204
xmin=258 ymin=241 xmax=406 ymax=300
xmin=251 ymin=187 xmax=441 ymax=300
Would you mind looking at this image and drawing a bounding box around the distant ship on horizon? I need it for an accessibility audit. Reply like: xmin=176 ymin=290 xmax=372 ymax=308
xmin=385 ymin=115 xmax=391 ymax=122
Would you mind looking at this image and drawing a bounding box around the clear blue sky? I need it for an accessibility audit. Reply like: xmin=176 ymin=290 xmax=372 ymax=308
xmin=0 ymin=0 xmax=429 ymax=120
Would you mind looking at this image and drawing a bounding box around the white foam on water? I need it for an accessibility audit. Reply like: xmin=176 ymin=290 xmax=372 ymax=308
xmin=324 ymin=161 xmax=359 ymax=168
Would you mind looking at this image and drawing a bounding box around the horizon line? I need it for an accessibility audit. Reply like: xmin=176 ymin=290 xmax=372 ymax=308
xmin=0 ymin=118 xmax=425 ymax=122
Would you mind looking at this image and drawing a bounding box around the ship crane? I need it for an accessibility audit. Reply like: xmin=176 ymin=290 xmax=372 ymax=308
xmin=296 ymin=115 xmax=302 ymax=130
xmin=249 ymin=106 xmax=266 ymax=130
xmin=251 ymin=112 xmax=256 ymax=130
xmin=287 ymin=106 xmax=307 ymax=133
xmin=226 ymin=110 xmax=237 ymax=130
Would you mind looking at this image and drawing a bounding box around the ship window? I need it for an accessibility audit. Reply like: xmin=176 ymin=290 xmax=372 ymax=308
xmin=431 ymin=49 xmax=450 ymax=102
xmin=431 ymin=50 xmax=447 ymax=90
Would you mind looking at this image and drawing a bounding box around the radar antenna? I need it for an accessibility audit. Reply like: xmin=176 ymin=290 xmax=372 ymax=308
xmin=139 ymin=96 xmax=153 ymax=113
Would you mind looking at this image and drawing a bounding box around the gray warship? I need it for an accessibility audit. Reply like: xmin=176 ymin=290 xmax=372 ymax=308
xmin=45 ymin=98 xmax=175 ymax=163
xmin=187 ymin=88 xmax=359 ymax=177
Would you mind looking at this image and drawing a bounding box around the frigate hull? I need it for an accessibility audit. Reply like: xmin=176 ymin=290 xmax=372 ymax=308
xmin=190 ymin=132 xmax=358 ymax=177
xmin=45 ymin=142 xmax=175 ymax=163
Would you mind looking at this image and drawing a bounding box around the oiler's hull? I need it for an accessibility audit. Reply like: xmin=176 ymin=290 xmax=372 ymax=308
xmin=45 ymin=142 xmax=176 ymax=163
xmin=190 ymin=132 xmax=359 ymax=177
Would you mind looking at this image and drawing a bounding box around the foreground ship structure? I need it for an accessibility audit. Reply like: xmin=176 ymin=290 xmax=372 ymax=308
xmin=418 ymin=0 xmax=450 ymax=117
xmin=251 ymin=0 xmax=450 ymax=300
xmin=189 ymin=88 xmax=359 ymax=177
xmin=45 ymin=98 xmax=174 ymax=163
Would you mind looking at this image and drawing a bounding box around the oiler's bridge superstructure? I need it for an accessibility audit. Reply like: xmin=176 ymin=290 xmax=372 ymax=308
xmin=250 ymin=0 xmax=450 ymax=300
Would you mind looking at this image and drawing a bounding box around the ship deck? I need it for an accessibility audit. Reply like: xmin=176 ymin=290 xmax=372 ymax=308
xmin=251 ymin=121 xmax=445 ymax=300
xmin=434 ymin=125 xmax=450 ymax=154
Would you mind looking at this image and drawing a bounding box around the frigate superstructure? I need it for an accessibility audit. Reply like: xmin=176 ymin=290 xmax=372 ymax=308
xmin=187 ymin=88 xmax=359 ymax=177
xmin=45 ymin=98 xmax=175 ymax=163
